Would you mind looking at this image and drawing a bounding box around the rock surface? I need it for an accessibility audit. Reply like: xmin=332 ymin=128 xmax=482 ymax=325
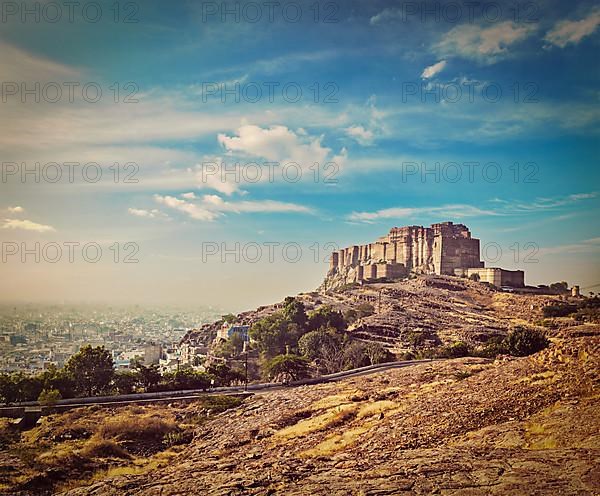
xmin=62 ymin=326 xmax=600 ymax=495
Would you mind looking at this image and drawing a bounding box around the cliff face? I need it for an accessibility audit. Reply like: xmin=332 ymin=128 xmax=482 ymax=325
xmin=322 ymin=222 xmax=484 ymax=290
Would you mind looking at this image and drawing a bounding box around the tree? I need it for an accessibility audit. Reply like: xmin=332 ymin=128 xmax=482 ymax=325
xmin=134 ymin=362 xmax=161 ymax=391
xmin=363 ymin=342 xmax=392 ymax=365
xmin=207 ymin=363 xmax=245 ymax=386
xmin=504 ymin=327 xmax=550 ymax=357
xmin=549 ymin=281 xmax=569 ymax=293
xmin=222 ymin=313 xmax=237 ymax=324
xmin=307 ymin=306 xmax=346 ymax=332
xmin=469 ymin=273 xmax=480 ymax=282
xmin=40 ymin=365 xmax=76 ymax=399
xmin=436 ymin=341 xmax=471 ymax=358
xmin=0 ymin=373 xmax=19 ymax=405
xmin=113 ymin=371 xmax=139 ymax=394
xmin=161 ymin=369 xmax=212 ymax=391
xmin=250 ymin=312 xmax=298 ymax=358
xmin=38 ymin=388 xmax=62 ymax=406
xmin=342 ymin=341 xmax=370 ymax=369
xmin=265 ymin=354 xmax=310 ymax=382
xmin=298 ymin=327 xmax=346 ymax=374
xmin=64 ymin=345 xmax=114 ymax=397
xmin=282 ymin=297 xmax=308 ymax=328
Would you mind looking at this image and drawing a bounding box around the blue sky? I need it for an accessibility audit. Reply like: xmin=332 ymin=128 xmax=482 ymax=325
xmin=1 ymin=0 xmax=599 ymax=308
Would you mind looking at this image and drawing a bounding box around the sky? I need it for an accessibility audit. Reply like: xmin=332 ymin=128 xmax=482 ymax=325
xmin=1 ymin=0 xmax=599 ymax=310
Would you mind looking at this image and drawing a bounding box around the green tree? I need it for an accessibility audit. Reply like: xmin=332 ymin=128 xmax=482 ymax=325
xmin=363 ymin=341 xmax=392 ymax=365
xmin=0 ymin=373 xmax=19 ymax=405
xmin=250 ymin=312 xmax=299 ymax=358
xmin=265 ymin=354 xmax=310 ymax=382
xmin=282 ymin=297 xmax=308 ymax=329
xmin=38 ymin=388 xmax=62 ymax=406
xmin=307 ymin=306 xmax=346 ymax=332
xmin=113 ymin=370 xmax=139 ymax=394
xmin=207 ymin=363 xmax=245 ymax=386
xmin=298 ymin=327 xmax=346 ymax=374
xmin=504 ymin=327 xmax=550 ymax=357
xmin=222 ymin=313 xmax=237 ymax=324
xmin=40 ymin=364 xmax=76 ymax=399
xmin=162 ymin=369 xmax=212 ymax=391
xmin=437 ymin=341 xmax=471 ymax=358
xmin=342 ymin=341 xmax=370 ymax=369
xmin=64 ymin=345 xmax=114 ymax=397
xmin=133 ymin=362 xmax=161 ymax=391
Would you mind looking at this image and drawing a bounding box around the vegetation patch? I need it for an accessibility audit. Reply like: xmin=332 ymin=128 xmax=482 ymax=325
xmin=300 ymin=423 xmax=374 ymax=458
xmin=274 ymin=404 xmax=359 ymax=439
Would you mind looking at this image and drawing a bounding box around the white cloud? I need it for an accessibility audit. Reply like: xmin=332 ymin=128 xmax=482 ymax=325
xmin=218 ymin=125 xmax=334 ymax=166
xmin=435 ymin=22 xmax=535 ymax=63
xmin=0 ymin=219 xmax=55 ymax=232
xmin=421 ymin=60 xmax=447 ymax=79
xmin=154 ymin=194 xmax=313 ymax=222
xmin=128 ymin=208 xmax=167 ymax=219
xmin=345 ymin=125 xmax=374 ymax=146
xmin=538 ymin=237 xmax=600 ymax=256
xmin=492 ymin=192 xmax=598 ymax=212
xmin=6 ymin=206 xmax=24 ymax=214
xmin=369 ymin=8 xmax=402 ymax=25
xmin=0 ymin=41 xmax=81 ymax=82
xmin=181 ymin=192 xmax=197 ymax=199
xmin=347 ymin=192 xmax=598 ymax=223
xmin=544 ymin=9 xmax=600 ymax=48
xmin=348 ymin=204 xmax=499 ymax=223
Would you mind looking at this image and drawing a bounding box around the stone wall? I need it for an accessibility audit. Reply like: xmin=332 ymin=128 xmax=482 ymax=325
xmin=323 ymin=222 xmax=484 ymax=289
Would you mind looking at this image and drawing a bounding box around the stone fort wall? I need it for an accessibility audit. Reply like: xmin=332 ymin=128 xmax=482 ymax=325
xmin=326 ymin=222 xmax=484 ymax=287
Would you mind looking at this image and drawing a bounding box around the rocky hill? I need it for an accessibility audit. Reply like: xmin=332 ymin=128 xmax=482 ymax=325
xmin=185 ymin=275 xmax=564 ymax=354
xmin=61 ymin=324 xmax=599 ymax=495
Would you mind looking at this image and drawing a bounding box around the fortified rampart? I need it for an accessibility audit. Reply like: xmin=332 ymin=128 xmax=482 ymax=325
xmin=324 ymin=222 xmax=487 ymax=288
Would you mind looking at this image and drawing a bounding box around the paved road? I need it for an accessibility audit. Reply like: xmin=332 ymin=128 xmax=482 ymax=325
xmin=0 ymin=359 xmax=438 ymax=417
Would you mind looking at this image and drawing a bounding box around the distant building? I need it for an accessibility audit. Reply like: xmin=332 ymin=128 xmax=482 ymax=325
xmin=454 ymin=267 xmax=525 ymax=288
xmin=144 ymin=343 xmax=162 ymax=364
xmin=216 ymin=324 xmax=250 ymax=342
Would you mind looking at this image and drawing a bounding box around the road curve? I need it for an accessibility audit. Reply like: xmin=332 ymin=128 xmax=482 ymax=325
xmin=0 ymin=359 xmax=440 ymax=417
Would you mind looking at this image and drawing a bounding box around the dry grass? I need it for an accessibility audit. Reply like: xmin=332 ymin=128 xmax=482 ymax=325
xmin=301 ymin=422 xmax=375 ymax=457
xmin=98 ymin=415 xmax=177 ymax=442
xmin=80 ymin=436 xmax=131 ymax=459
xmin=274 ymin=404 xmax=359 ymax=440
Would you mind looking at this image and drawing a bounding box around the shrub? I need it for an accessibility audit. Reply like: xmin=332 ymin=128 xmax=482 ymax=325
xmin=265 ymin=354 xmax=310 ymax=382
xmin=38 ymin=388 xmax=62 ymax=406
xmin=436 ymin=341 xmax=471 ymax=358
xmin=81 ymin=436 xmax=131 ymax=459
xmin=542 ymin=304 xmax=577 ymax=318
xmin=504 ymin=327 xmax=550 ymax=357
xmin=98 ymin=415 xmax=177 ymax=442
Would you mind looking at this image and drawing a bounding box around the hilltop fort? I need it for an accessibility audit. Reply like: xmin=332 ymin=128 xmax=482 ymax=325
xmin=323 ymin=221 xmax=524 ymax=289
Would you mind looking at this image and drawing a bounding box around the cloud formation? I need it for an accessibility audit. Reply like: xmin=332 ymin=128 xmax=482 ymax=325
xmin=544 ymin=9 xmax=600 ymax=48
xmin=435 ymin=22 xmax=535 ymax=63
xmin=154 ymin=193 xmax=313 ymax=222
xmin=421 ymin=60 xmax=447 ymax=79
xmin=1 ymin=219 xmax=56 ymax=232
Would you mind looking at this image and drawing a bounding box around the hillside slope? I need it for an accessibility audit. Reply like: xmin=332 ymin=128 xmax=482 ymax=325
xmin=186 ymin=275 xmax=564 ymax=353
xmin=65 ymin=325 xmax=599 ymax=495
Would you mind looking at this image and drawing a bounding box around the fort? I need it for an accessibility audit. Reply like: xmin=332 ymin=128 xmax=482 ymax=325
xmin=323 ymin=221 xmax=524 ymax=289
